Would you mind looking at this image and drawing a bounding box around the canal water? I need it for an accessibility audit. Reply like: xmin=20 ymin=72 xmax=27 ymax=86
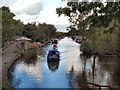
xmin=9 ymin=37 xmax=120 ymax=88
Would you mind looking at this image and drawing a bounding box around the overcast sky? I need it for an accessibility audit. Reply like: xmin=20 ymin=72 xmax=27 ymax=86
xmin=0 ymin=0 xmax=70 ymax=32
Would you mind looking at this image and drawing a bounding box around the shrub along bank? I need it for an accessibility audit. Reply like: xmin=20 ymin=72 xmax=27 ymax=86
xmin=80 ymin=19 xmax=119 ymax=56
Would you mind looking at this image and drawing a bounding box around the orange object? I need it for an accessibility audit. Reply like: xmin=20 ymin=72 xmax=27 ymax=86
xmin=55 ymin=44 xmax=57 ymax=47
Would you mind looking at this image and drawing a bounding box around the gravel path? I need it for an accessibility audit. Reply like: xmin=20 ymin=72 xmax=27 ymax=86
xmin=0 ymin=54 xmax=2 ymax=89
xmin=2 ymin=42 xmax=21 ymax=89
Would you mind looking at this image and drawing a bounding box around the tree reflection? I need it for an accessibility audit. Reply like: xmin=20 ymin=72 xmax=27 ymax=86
xmin=66 ymin=53 xmax=93 ymax=88
xmin=75 ymin=53 xmax=92 ymax=88
xmin=76 ymin=53 xmax=119 ymax=88
xmin=66 ymin=65 xmax=76 ymax=88
xmin=118 ymin=57 xmax=120 ymax=88
xmin=23 ymin=49 xmax=38 ymax=66
xmin=92 ymin=55 xmax=96 ymax=83
xmin=98 ymin=55 xmax=120 ymax=88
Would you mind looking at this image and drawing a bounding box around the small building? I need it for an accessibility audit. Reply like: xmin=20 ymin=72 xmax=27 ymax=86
xmin=13 ymin=35 xmax=26 ymax=40
xmin=15 ymin=37 xmax=31 ymax=41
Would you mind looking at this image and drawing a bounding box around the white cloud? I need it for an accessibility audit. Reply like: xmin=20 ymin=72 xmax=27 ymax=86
xmin=55 ymin=24 xmax=69 ymax=32
xmin=10 ymin=0 xmax=43 ymax=15
xmin=37 ymin=7 xmax=69 ymax=32
xmin=14 ymin=2 xmax=43 ymax=15
xmin=0 ymin=0 xmax=17 ymax=6
xmin=1 ymin=0 xmax=70 ymax=32
xmin=38 ymin=7 xmax=69 ymax=24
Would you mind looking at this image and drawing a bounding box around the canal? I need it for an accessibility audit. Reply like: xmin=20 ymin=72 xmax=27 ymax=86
xmin=8 ymin=37 xmax=120 ymax=88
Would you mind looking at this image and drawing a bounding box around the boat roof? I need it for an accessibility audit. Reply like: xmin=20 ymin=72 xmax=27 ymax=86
xmin=49 ymin=49 xmax=58 ymax=52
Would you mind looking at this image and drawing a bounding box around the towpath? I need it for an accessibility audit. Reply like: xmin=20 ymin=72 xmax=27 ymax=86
xmin=2 ymin=42 xmax=21 ymax=89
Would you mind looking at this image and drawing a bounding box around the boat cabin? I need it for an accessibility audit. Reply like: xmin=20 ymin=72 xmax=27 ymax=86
xmin=47 ymin=50 xmax=60 ymax=60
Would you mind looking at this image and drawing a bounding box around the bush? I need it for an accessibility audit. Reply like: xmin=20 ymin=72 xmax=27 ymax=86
xmin=80 ymin=20 xmax=119 ymax=55
xmin=96 ymin=34 xmax=118 ymax=55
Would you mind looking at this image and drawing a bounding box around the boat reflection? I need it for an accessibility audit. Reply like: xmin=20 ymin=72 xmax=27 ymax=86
xmin=47 ymin=60 xmax=60 ymax=72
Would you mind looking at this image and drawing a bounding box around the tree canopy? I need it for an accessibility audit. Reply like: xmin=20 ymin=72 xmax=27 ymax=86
xmin=1 ymin=6 xmax=57 ymax=47
xmin=56 ymin=2 xmax=120 ymax=55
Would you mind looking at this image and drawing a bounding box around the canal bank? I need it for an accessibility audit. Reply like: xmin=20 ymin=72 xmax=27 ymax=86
xmin=2 ymin=42 xmax=22 ymax=89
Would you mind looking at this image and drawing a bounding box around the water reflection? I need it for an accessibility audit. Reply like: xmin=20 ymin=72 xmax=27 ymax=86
xmin=98 ymin=55 xmax=119 ymax=88
xmin=66 ymin=65 xmax=78 ymax=88
xmin=75 ymin=53 xmax=92 ymax=88
xmin=9 ymin=37 xmax=120 ymax=88
xmin=47 ymin=60 xmax=60 ymax=72
xmin=75 ymin=53 xmax=119 ymax=88
xmin=23 ymin=49 xmax=38 ymax=66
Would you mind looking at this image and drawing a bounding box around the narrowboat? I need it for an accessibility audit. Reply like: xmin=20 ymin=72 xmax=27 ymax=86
xmin=47 ymin=49 xmax=60 ymax=61
xmin=52 ymin=39 xmax=59 ymax=44
xmin=48 ymin=41 xmax=52 ymax=45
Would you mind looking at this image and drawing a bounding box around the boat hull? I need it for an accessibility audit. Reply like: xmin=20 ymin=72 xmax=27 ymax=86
xmin=47 ymin=58 xmax=59 ymax=61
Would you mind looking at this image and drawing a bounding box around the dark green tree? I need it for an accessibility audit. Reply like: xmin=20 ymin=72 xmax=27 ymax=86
xmin=2 ymin=6 xmax=16 ymax=46
xmin=56 ymin=2 xmax=120 ymax=55
xmin=22 ymin=23 xmax=37 ymax=38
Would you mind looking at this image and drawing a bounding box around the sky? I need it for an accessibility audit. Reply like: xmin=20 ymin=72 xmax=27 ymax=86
xmin=0 ymin=0 xmax=70 ymax=32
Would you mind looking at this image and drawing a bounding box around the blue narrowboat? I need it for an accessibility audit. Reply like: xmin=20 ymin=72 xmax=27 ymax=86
xmin=47 ymin=49 xmax=60 ymax=61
